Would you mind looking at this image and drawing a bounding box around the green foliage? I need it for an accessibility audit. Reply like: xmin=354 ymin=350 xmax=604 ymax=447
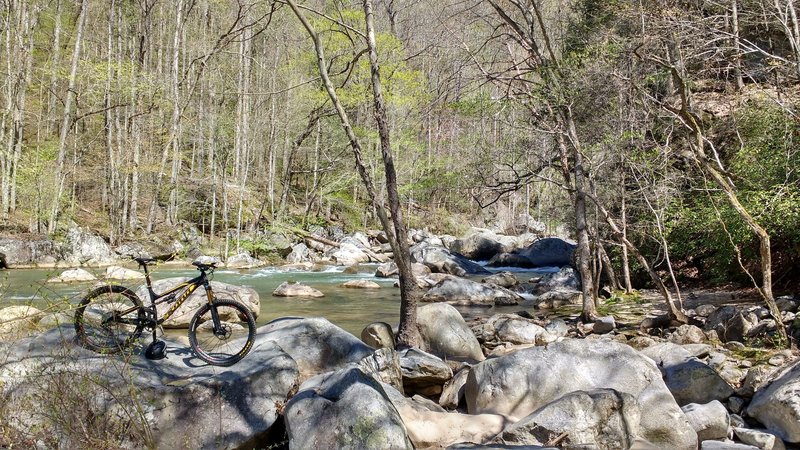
xmin=666 ymin=103 xmax=800 ymax=283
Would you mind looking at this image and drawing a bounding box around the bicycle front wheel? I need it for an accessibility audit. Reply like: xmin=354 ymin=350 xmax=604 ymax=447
xmin=188 ymin=299 xmax=256 ymax=366
xmin=75 ymin=285 xmax=145 ymax=353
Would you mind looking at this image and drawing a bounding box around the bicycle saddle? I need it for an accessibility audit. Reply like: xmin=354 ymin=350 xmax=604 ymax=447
xmin=133 ymin=256 xmax=157 ymax=266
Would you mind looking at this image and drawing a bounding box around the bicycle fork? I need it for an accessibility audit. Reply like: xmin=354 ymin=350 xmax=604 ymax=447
xmin=204 ymin=280 xmax=224 ymax=337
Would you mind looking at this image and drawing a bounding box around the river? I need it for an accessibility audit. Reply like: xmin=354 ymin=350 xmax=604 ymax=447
xmin=0 ymin=263 xmax=558 ymax=336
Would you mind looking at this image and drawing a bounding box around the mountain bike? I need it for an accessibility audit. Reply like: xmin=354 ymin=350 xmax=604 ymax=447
xmin=74 ymin=256 xmax=256 ymax=366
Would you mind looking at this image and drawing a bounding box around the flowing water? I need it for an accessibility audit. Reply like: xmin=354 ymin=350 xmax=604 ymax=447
xmin=0 ymin=263 xmax=558 ymax=336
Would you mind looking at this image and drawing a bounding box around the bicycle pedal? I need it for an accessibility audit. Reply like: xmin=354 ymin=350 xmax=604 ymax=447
xmin=145 ymin=340 xmax=167 ymax=360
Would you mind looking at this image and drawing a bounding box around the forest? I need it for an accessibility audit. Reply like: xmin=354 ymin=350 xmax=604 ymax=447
xmin=1 ymin=0 xmax=798 ymax=302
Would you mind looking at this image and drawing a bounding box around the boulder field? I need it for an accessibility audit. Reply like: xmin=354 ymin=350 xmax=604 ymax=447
xmin=2 ymin=302 xmax=797 ymax=449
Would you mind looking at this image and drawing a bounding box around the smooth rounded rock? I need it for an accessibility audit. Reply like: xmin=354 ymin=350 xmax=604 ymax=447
xmin=361 ymin=322 xmax=395 ymax=349
xmin=340 ymin=279 xmax=381 ymax=289
xmin=682 ymin=400 xmax=730 ymax=442
xmin=285 ymin=367 xmax=413 ymax=450
xmin=273 ymin=281 xmax=324 ymax=298
xmin=747 ymin=361 xmax=800 ymax=443
xmin=417 ymin=303 xmax=484 ymax=361
xmin=464 ymin=339 xmax=697 ymax=449
xmin=47 ymin=268 xmax=97 ymax=283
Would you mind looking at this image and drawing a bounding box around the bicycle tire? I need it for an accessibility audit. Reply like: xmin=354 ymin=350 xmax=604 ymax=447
xmin=74 ymin=285 xmax=145 ymax=353
xmin=188 ymin=298 xmax=256 ymax=366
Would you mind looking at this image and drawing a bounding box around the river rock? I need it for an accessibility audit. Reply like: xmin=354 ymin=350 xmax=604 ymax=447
xmin=517 ymin=237 xmax=577 ymax=268
xmin=356 ymin=347 xmax=404 ymax=394
xmin=593 ymin=316 xmax=616 ymax=334
xmin=535 ymin=289 xmax=582 ymax=308
xmin=105 ymin=265 xmax=145 ymax=280
xmin=440 ymin=367 xmax=471 ymax=410
xmin=273 ymin=281 xmax=324 ymax=298
xmin=423 ymin=277 xmax=521 ymax=306
xmin=669 ymin=324 xmax=708 ymax=344
xmin=330 ymin=243 xmax=369 ymax=266
xmin=682 ymin=401 xmax=730 ymax=441
xmin=734 ymin=427 xmax=787 ymax=450
xmin=491 ymin=389 xmax=641 ymax=449
xmin=47 ymin=268 xmax=97 ymax=283
xmin=361 ymin=322 xmax=395 ymax=349
xmin=739 ymin=365 xmax=777 ymax=397
xmin=61 ymin=227 xmax=118 ymax=266
xmin=340 ymin=279 xmax=380 ymax=289
xmin=410 ymin=242 xmax=490 ymax=276
xmin=705 ymin=306 xmax=759 ymax=343
xmin=530 ymin=266 xmax=581 ymax=294
xmin=0 ymin=305 xmax=43 ymax=341
xmin=464 ymin=339 xmax=697 ymax=449
xmin=0 ymin=326 xmax=299 ymax=450
xmin=0 ymin=237 xmax=63 ymax=266
xmin=640 ymin=342 xmax=735 ymax=406
xmin=286 ymin=243 xmax=313 ymax=264
xmin=259 ymin=317 xmax=374 ymax=381
xmin=481 ymin=271 xmax=518 ymax=288
xmin=382 ymin=381 xmax=509 ymax=449
xmin=399 ymin=347 xmax=453 ymax=396
xmin=226 ymin=252 xmax=264 ymax=269
xmin=449 ymin=231 xmax=506 ymax=261
xmin=374 ymin=261 xmax=431 ymax=279
xmin=285 ymin=369 xmax=413 ymax=450
xmin=477 ymin=314 xmax=554 ymax=346
xmin=134 ymin=277 xmax=260 ymax=328
xmin=285 ymin=367 xmax=413 ymax=450
xmin=747 ymin=361 xmax=800 ymax=443
xmin=701 ymin=440 xmax=759 ymax=449
xmin=417 ymin=303 xmax=484 ymax=361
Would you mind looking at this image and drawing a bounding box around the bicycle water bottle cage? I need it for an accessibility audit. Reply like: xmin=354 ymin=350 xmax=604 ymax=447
xmin=145 ymin=340 xmax=167 ymax=360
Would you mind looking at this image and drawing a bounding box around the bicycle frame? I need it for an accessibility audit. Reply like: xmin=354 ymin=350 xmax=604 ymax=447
xmin=111 ymin=265 xmax=217 ymax=327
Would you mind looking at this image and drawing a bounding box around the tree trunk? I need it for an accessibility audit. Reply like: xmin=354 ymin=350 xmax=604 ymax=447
xmin=286 ymin=0 xmax=421 ymax=348
xmin=50 ymin=0 xmax=87 ymax=233
xmin=363 ymin=0 xmax=420 ymax=347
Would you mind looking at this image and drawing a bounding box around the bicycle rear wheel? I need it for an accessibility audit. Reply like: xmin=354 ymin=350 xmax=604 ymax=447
xmin=188 ymin=299 xmax=256 ymax=366
xmin=74 ymin=285 xmax=145 ymax=353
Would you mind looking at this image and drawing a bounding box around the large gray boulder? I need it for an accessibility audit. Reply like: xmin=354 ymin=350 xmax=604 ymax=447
xmin=747 ymin=361 xmax=800 ymax=443
xmin=530 ymin=266 xmax=581 ymax=294
xmin=64 ymin=227 xmax=118 ymax=266
xmin=135 ymin=278 xmax=260 ymax=328
xmin=464 ymin=339 xmax=697 ymax=449
xmin=410 ymin=242 xmax=490 ymax=276
xmin=286 ymin=243 xmax=313 ymax=264
xmin=417 ymin=303 xmax=485 ymax=361
xmin=284 ymin=368 xmax=413 ymax=450
xmin=449 ymin=231 xmax=505 ymax=261
xmin=259 ymin=317 xmax=374 ymax=381
xmin=491 ymin=389 xmax=641 ymax=449
xmin=423 ymin=277 xmax=521 ymax=306
xmin=0 ymin=326 xmax=298 ymax=450
xmin=518 ymin=237 xmax=576 ymax=267
xmin=329 ymin=243 xmax=370 ymax=266
xmin=226 ymin=252 xmax=264 ymax=269
xmin=0 ymin=237 xmax=64 ymax=266
xmin=641 ymin=343 xmax=735 ymax=406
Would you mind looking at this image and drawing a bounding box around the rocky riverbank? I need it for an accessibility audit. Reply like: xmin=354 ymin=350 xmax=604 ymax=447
xmin=1 ymin=296 xmax=799 ymax=449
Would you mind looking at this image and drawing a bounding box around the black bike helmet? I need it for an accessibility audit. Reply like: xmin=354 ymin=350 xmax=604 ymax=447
xmin=145 ymin=340 xmax=167 ymax=360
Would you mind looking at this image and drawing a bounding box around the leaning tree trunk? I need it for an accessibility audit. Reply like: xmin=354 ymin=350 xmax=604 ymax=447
xmin=286 ymin=0 xmax=421 ymax=348
xmin=363 ymin=0 xmax=421 ymax=347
